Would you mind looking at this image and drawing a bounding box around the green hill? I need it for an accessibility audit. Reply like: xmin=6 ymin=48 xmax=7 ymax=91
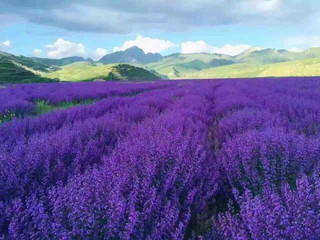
xmin=32 ymin=56 xmax=86 ymax=67
xmin=237 ymin=47 xmax=320 ymax=65
xmin=99 ymin=46 xmax=162 ymax=64
xmin=297 ymin=47 xmax=320 ymax=59
xmin=3 ymin=46 xmax=320 ymax=83
xmin=238 ymin=48 xmax=293 ymax=64
xmin=42 ymin=62 xmax=162 ymax=81
xmin=145 ymin=53 xmax=234 ymax=78
xmin=0 ymin=50 xmax=163 ymax=83
xmin=0 ymin=51 xmax=58 ymax=84
xmin=0 ymin=51 xmax=52 ymax=72
xmin=182 ymin=57 xmax=320 ymax=79
xmin=143 ymin=47 xmax=320 ymax=79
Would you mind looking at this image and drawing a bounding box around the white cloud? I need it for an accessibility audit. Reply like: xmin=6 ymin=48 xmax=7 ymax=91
xmin=181 ymin=40 xmax=216 ymax=54
xmin=113 ymin=35 xmax=177 ymax=53
xmin=286 ymin=35 xmax=320 ymax=49
xmin=45 ymin=38 xmax=86 ymax=59
xmin=93 ymin=48 xmax=107 ymax=60
xmin=32 ymin=48 xmax=42 ymax=57
xmin=246 ymin=0 xmax=281 ymax=13
xmin=214 ymin=44 xmax=252 ymax=56
xmin=0 ymin=40 xmax=11 ymax=49
xmin=2 ymin=40 xmax=10 ymax=47
xmin=35 ymin=39 xmax=107 ymax=60
xmin=181 ymin=41 xmax=251 ymax=56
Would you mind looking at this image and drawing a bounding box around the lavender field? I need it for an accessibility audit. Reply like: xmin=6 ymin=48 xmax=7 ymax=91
xmin=1 ymin=78 xmax=320 ymax=239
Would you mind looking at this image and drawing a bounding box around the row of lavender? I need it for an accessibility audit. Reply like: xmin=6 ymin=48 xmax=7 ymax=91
xmin=0 ymin=81 xmax=221 ymax=239
xmin=0 ymin=81 xmax=170 ymax=117
xmin=207 ymin=78 xmax=320 ymax=239
xmin=1 ymin=78 xmax=320 ymax=239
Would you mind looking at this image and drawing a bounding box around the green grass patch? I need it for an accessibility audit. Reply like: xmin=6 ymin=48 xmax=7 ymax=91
xmin=0 ymin=112 xmax=17 ymax=124
xmin=35 ymin=99 xmax=96 ymax=115
xmin=0 ymin=99 xmax=96 ymax=124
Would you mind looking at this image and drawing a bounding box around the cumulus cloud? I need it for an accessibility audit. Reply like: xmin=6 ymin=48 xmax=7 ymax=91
xmin=45 ymin=38 xmax=86 ymax=59
xmin=246 ymin=0 xmax=281 ymax=13
xmin=32 ymin=48 xmax=42 ymax=57
xmin=0 ymin=40 xmax=11 ymax=49
xmin=113 ymin=35 xmax=177 ymax=53
xmin=181 ymin=41 xmax=251 ymax=56
xmin=2 ymin=40 xmax=10 ymax=47
xmin=286 ymin=35 xmax=320 ymax=49
xmin=93 ymin=48 xmax=107 ymax=60
xmin=214 ymin=44 xmax=252 ymax=56
xmin=32 ymin=39 xmax=109 ymax=60
xmin=0 ymin=0 xmax=315 ymax=33
xmin=181 ymin=41 xmax=216 ymax=54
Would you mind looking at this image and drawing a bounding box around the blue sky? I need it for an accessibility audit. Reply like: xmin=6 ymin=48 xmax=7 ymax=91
xmin=0 ymin=0 xmax=320 ymax=59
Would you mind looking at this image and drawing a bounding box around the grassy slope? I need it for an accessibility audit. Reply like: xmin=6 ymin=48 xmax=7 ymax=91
xmin=145 ymin=53 xmax=233 ymax=78
xmin=0 ymin=61 xmax=58 ymax=84
xmin=238 ymin=49 xmax=291 ymax=64
xmin=43 ymin=62 xmax=114 ymax=81
xmin=236 ymin=47 xmax=320 ymax=64
xmin=145 ymin=47 xmax=320 ymax=79
xmin=32 ymin=56 xmax=85 ymax=67
xmin=42 ymin=62 xmax=160 ymax=81
xmin=0 ymin=51 xmax=51 ymax=72
xmin=0 ymin=51 xmax=58 ymax=84
xmin=3 ymin=47 xmax=320 ymax=83
xmin=182 ymin=58 xmax=320 ymax=79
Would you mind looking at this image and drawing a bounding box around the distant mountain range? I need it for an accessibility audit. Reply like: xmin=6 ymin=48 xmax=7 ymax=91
xmin=32 ymin=56 xmax=87 ymax=66
xmin=99 ymin=46 xmax=162 ymax=64
xmin=2 ymin=46 xmax=320 ymax=83
xmin=0 ymin=48 xmax=163 ymax=83
xmin=144 ymin=47 xmax=320 ymax=78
